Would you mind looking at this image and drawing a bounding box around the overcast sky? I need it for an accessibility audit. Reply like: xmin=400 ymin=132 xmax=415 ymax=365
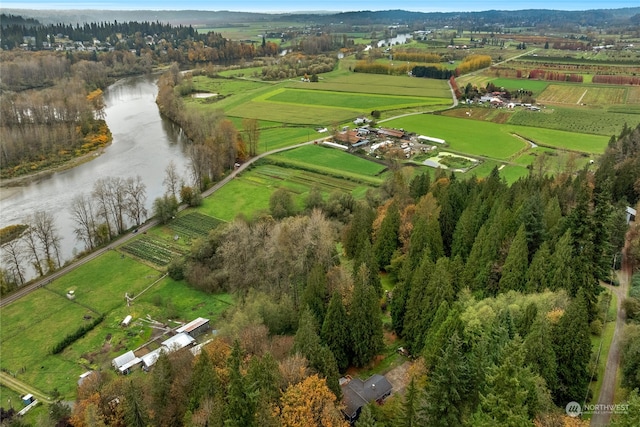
xmin=2 ymin=0 xmax=639 ymax=13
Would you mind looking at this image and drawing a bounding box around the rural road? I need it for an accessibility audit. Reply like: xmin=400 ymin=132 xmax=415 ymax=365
xmin=0 ymin=138 xmax=320 ymax=310
xmin=590 ymin=261 xmax=631 ymax=426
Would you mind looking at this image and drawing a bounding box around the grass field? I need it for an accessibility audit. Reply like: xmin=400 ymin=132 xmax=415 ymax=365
xmin=514 ymin=126 xmax=608 ymax=154
xmin=260 ymin=87 xmax=445 ymax=111
xmin=307 ymin=73 xmax=452 ymax=98
xmin=272 ymin=145 xmax=386 ymax=176
xmin=386 ymin=113 xmax=608 ymax=157
xmin=385 ymin=114 xmax=527 ymax=159
xmin=0 ymin=261 xmax=234 ymax=399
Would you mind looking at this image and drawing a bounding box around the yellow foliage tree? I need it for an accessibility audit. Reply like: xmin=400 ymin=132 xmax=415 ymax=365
xmin=278 ymin=374 xmax=348 ymax=427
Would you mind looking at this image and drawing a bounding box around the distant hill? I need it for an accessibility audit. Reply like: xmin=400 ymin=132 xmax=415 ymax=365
xmin=0 ymin=13 xmax=40 ymax=27
xmin=1 ymin=7 xmax=639 ymax=27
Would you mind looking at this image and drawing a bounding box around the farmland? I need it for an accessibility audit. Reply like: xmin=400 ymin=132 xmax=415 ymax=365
xmin=509 ymin=107 xmax=640 ymax=136
xmin=259 ymin=87 xmax=445 ymax=111
xmin=169 ymin=212 xmax=223 ymax=239
xmin=488 ymin=78 xmax=550 ymax=94
xmin=385 ymin=114 xmax=527 ymax=159
xmin=199 ymin=159 xmax=380 ymax=221
xmin=121 ymin=235 xmax=188 ymax=267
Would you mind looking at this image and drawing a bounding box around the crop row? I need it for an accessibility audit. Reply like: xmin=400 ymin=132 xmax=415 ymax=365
xmin=169 ymin=212 xmax=223 ymax=238
xmin=121 ymin=237 xmax=187 ymax=267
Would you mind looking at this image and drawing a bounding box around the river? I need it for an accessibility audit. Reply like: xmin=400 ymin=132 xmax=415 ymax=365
xmin=0 ymin=74 xmax=192 ymax=264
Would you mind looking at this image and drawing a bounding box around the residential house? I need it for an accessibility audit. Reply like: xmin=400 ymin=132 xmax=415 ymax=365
xmin=341 ymin=374 xmax=393 ymax=423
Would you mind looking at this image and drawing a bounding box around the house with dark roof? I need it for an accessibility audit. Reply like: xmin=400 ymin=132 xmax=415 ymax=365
xmin=341 ymin=374 xmax=393 ymax=423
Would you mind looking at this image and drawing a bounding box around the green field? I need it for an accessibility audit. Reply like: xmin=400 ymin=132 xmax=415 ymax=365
xmin=0 ymin=249 xmax=234 ymax=398
xmin=386 ymin=113 xmax=608 ymax=158
xmin=302 ymin=72 xmax=453 ymax=98
xmin=509 ymin=107 xmax=640 ymax=136
xmin=260 ymin=87 xmax=444 ymax=110
xmin=385 ymin=114 xmax=527 ymax=159
xmin=272 ymin=144 xmax=386 ymax=176
xmin=199 ymin=158 xmax=379 ymax=221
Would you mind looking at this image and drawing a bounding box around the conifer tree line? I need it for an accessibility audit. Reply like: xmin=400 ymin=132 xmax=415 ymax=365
xmin=64 ymin=124 xmax=640 ymax=426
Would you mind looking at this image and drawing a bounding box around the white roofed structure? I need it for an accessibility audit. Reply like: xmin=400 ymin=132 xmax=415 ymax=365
xmin=162 ymin=332 xmax=195 ymax=351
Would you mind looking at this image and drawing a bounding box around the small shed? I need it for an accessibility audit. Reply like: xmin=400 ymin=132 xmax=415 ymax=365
xmin=121 ymin=315 xmax=132 ymax=327
xmin=78 ymin=371 xmax=95 ymax=386
xmin=176 ymin=317 xmax=210 ymax=338
xmin=626 ymin=206 xmax=637 ymax=224
xmin=22 ymin=394 xmax=34 ymax=405
xmin=141 ymin=348 xmax=164 ymax=370
xmin=112 ymin=350 xmax=142 ymax=375
xmin=162 ymin=332 xmax=195 ymax=351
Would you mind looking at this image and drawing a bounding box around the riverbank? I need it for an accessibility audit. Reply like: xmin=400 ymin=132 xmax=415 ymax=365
xmin=0 ymin=144 xmax=110 ymax=194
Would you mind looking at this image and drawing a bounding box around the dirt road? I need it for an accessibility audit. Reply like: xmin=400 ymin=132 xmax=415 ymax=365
xmin=590 ymin=261 xmax=631 ymax=426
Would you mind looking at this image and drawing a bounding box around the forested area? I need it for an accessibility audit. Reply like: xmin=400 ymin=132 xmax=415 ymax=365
xmin=156 ymin=66 xmax=244 ymax=191
xmin=61 ymin=124 xmax=640 ymax=427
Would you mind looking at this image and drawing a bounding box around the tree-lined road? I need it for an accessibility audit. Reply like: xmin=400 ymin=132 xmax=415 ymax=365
xmin=0 ymin=138 xmax=321 ymax=309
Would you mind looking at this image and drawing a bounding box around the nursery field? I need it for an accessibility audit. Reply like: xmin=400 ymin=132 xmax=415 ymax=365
xmin=168 ymin=212 xmax=224 ymax=239
xmin=489 ymin=78 xmax=550 ymax=94
xmin=260 ymin=87 xmax=444 ymax=111
xmin=121 ymin=235 xmax=189 ymax=268
xmin=509 ymin=107 xmax=640 ymax=136
xmin=536 ymin=84 xmax=627 ymax=105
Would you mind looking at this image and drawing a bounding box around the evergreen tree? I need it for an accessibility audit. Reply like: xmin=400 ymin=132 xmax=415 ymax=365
xmin=294 ymin=308 xmax=342 ymax=396
xmin=321 ymin=291 xmax=351 ymax=372
xmin=523 ymin=317 xmax=557 ymax=392
xmin=438 ymin=179 xmax=468 ymax=256
xmin=525 ymin=242 xmax=551 ymax=293
xmin=246 ymin=352 xmax=282 ymax=405
xmin=123 ymin=379 xmax=149 ymax=427
xmin=226 ymin=340 xmax=257 ymax=427
xmin=350 ymin=264 xmax=384 ymax=367
xmin=550 ymin=230 xmax=574 ymax=292
xmin=522 ymin=192 xmax=544 ymax=261
xmin=151 ymin=351 xmax=174 ymax=422
xmin=552 ymin=290 xmax=592 ymax=405
xmin=425 ymin=216 xmax=445 ymax=262
xmin=498 ymin=225 xmax=529 ymax=292
xmin=343 ymin=202 xmax=374 ymax=259
xmin=470 ymin=338 xmax=538 ymax=426
xmin=402 ymin=253 xmax=435 ymax=354
xmin=189 ymin=347 xmax=219 ymax=412
xmin=422 ymin=303 xmax=463 ymax=370
xmin=373 ymin=202 xmax=401 ymax=270
xmin=356 ymin=404 xmax=378 ymax=427
xmin=353 ymin=237 xmax=382 ymax=297
xmin=420 ymin=332 xmax=469 ymax=427
xmin=409 ymin=172 xmax=430 ymax=201
xmin=396 ymin=376 xmax=421 ymax=427
xmin=390 ymin=278 xmax=409 ymax=336
xmin=303 ymin=263 xmax=329 ymax=326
